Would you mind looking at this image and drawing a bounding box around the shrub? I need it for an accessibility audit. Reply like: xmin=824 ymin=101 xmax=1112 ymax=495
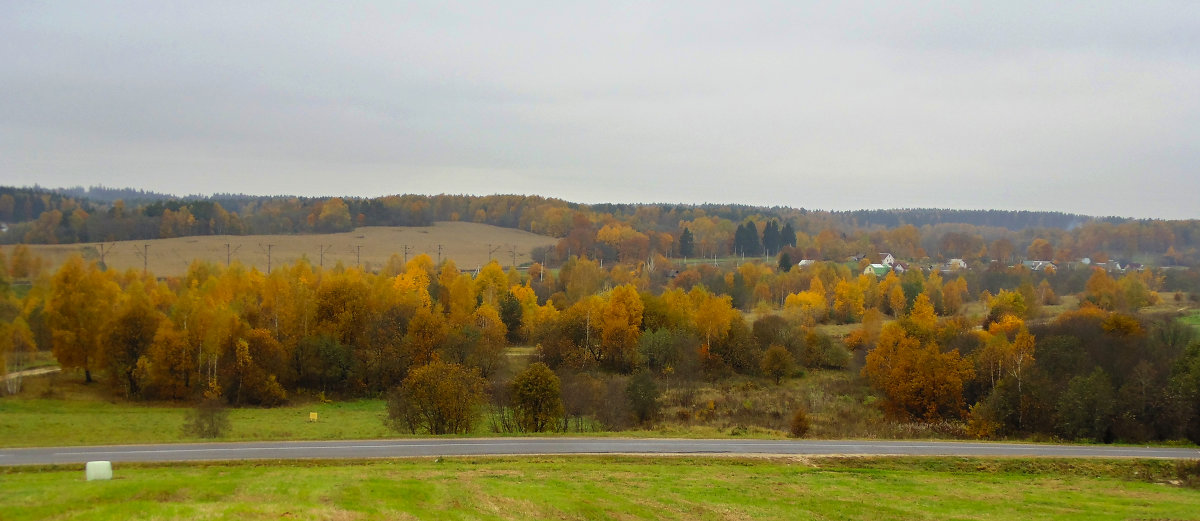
xmin=1177 ymin=460 xmax=1200 ymax=489
xmin=789 ymin=408 xmax=810 ymax=438
xmin=760 ymin=345 xmax=795 ymax=384
xmin=183 ymin=396 xmax=230 ymax=438
xmin=626 ymin=371 xmax=660 ymax=425
xmin=386 ymin=359 xmax=486 ymax=435
xmin=511 ymin=362 xmax=563 ymax=432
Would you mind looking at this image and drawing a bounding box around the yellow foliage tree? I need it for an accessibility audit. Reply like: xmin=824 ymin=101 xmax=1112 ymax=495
xmin=47 ymin=256 xmax=121 ymax=383
xmin=862 ymin=322 xmax=975 ymax=420
xmin=598 ymin=284 xmax=644 ymax=371
xmin=832 ymin=280 xmax=865 ymax=323
xmin=784 ymin=290 xmax=826 ymax=326
xmin=691 ymin=287 xmax=737 ymax=347
xmin=475 ymin=260 xmax=508 ymax=308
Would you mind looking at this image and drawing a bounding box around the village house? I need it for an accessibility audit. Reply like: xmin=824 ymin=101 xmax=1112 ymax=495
xmin=1022 ymin=260 xmax=1057 ymax=272
xmin=864 ymin=264 xmax=890 ymax=277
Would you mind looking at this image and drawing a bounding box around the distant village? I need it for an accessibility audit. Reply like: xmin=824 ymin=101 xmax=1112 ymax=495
xmin=806 ymin=252 xmax=1148 ymax=278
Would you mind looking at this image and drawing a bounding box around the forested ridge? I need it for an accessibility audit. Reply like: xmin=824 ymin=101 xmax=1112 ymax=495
xmin=4 ymin=185 xmax=1200 ymax=268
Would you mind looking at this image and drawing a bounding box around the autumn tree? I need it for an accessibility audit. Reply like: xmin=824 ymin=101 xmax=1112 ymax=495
xmin=47 ymin=256 xmax=120 ymax=383
xmin=1 ymin=317 xmax=36 ymax=392
xmin=143 ymin=323 xmax=196 ymax=400
xmin=465 ymin=303 xmax=507 ymax=376
xmin=1083 ymin=268 xmax=1119 ymax=310
xmin=691 ymin=287 xmax=737 ymax=348
xmin=990 ymin=238 xmax=1015 ymax=264
xmin=760 ymin=344 xmax=796 ymax=384
xmin=475 ymin=260 xmax=508 ymax=308
xmin=102 ymin=284 xmax=162 ymax=398
xmin=312 ymin=197 xmax=352 ymax=232
xmin=784 ymin=289 xmax=826 ymax=326
xmin=510 ymin=362 xmax=563 ymax=432
xmin=862 ymin=301 xmax=975 ymax=420
xmin=403 ymin=307 xmax=449 ymax=367
xmin=386 ymin=359 xmax=486 ymax=435
xmin=223 ymin=328 xmax=288 ymax=406
xmin=942 ymin=276 xmax=968 ymax=315
xmin=597 ymin=284 xmax=644 ymax=371
xmin=1027 ymin=238 xmax=1054 ymax=261
xmin=832 ymin=280 xmax=865 ymax=323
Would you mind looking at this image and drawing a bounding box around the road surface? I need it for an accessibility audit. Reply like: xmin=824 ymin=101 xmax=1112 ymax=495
xmin=2 ymin=438 xmax=1197 ymax=466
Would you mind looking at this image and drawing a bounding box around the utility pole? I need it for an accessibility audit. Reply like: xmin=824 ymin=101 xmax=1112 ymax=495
xmin=318 ymin=244 xmax=332 ymax=269
xmin=436 ymin=244 xmax=444 ymax=265
xmin=259 ymin=243 xmax=274 ymax=274
xmin=355 ymin=245 xmax=362 ymax=269
xmin=134 ymin=244 xmax=149 ymax=274
xmin=487 ymin=243 xmax=501 ymax=260
xmin=508 ymin=244 xmax=517 ymax=269
xmin=96 ymin=243 xmax=116 ymax=267
xmin=225 ymin=243 xmax=241 ymax=267
xmin=403 ymin=244 xmax=412 ymax=265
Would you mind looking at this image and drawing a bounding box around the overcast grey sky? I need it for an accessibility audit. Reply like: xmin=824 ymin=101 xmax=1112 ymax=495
xmin=2 ymin=2 xmax=1198 ymax=218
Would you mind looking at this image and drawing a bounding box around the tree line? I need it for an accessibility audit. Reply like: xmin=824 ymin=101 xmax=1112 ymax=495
xmin=4 ymin=234 xmax=1200 ymax=442
xmin=5 ymin=186 xmax=1200 ymax=268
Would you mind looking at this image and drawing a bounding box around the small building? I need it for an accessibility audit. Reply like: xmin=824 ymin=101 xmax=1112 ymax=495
xmin=947 ymin=258 xmax=968 ymax=270
xmin=878 ymin=253 xmax=896 ymax=267
xmin=1022 ymin=260 xmax=1057 ymax=272
xmin=864 ymin=264 xmax=890 ymax=277
xmin=796 ymin=259 xmax=816 ymax=268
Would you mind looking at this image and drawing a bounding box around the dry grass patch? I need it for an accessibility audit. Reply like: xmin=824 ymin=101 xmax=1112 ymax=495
xmin=23 ymin=221 xmax=558 ymax=277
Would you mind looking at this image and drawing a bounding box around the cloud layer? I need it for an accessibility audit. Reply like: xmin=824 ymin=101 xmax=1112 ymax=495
xmin=3 ymin=2 xmax=1198 ymax=218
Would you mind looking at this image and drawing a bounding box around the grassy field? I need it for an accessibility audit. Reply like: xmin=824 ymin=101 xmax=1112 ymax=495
xmin=1182 ymin=309 xmax=1200 ymax=330
xmin=3 ymin=456 xmax=1199 ymax=520
xmin=0 ymin=395 xmax=396 ymax=448
xmin=17 ymin=221 xmax=558 ymax=277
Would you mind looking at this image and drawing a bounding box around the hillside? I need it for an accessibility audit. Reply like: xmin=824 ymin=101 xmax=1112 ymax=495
xmin=20 ymin=221 xmax=557 ymax=277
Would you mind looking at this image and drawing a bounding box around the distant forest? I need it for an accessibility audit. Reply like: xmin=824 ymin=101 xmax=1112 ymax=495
xmin=2 ymin=185 xmax=1199 ymax=267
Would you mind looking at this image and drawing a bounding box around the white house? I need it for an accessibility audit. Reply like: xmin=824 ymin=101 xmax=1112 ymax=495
xmin=879 ymin=253 xmax=896 ymax=267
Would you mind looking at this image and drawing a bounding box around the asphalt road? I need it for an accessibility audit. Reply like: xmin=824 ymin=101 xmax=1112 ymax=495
xmin=2 ymin=438 xmax=1198 ymax=466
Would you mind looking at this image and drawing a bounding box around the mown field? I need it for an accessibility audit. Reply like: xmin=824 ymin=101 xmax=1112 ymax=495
xmin=3 ymin=456 xmax=1199 ymax=520
xmin=19 ymin=221 xmax=558 ymax=277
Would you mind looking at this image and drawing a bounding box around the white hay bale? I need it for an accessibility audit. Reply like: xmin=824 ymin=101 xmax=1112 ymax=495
xmin=85 ymin=461 xmax=112 ymax=481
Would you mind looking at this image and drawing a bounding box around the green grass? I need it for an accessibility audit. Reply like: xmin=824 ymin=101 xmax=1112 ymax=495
xmin=0 ymin=397 xmax=395 ymax=448
xmin=1182 ymin=309 xmax=1200 ymax=330
xmin=3 ymin=456 xmax=1199 ymax=520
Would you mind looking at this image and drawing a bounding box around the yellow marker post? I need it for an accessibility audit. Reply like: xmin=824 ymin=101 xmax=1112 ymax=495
xmin=309 ymin=412 xmax=318 ymax=422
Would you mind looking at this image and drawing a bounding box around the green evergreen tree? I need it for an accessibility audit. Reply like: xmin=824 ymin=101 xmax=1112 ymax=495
xmin=678 ymin=227 xmax=695 ymax=258
xmin=778 ymin=251 xmax=793 ymax=273
xmin=762 ymin=221 xmax=781 ymax=255
xmin=781 ymin=222 xmax=797 ymax=248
